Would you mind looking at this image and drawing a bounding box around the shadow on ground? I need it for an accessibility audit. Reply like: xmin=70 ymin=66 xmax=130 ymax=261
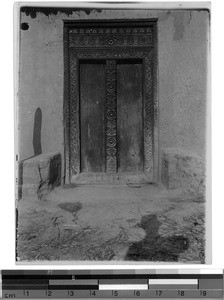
xmin=17 ymin=185 xmax=205 ymax=262
xmin=125 ymin=214 xmax=189 ymax=262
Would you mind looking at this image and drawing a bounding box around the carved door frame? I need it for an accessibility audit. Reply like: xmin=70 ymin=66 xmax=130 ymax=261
xmin=63 ymin=19 xmax=158 ymax=184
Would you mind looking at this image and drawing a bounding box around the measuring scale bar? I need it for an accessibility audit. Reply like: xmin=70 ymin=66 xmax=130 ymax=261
xmin=0 ymin=269 xmax=223 ymax=298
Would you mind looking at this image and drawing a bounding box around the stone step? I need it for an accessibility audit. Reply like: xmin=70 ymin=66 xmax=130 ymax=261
xmin=72 ymin=172 xmax=153 ymax=185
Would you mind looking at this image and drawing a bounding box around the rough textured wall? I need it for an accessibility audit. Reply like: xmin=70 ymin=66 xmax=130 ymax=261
xmin=158 ymin=10 xmax=208 ymax=159
xmin=18 ymin=8 xmax=209 ymax=179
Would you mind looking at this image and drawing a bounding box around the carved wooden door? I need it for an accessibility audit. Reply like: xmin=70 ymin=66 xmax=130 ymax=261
xmin=64 ymin=20 xmax=158 ymax=184
xmin=79 ymin=60 xmax=143 ymax=174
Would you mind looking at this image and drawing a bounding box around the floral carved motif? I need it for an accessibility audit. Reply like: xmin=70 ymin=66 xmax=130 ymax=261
xmin=69 ymin=26 xmax=152 ymax=34
xmin=70 ymin=49 xmax=150 ymax=59
xmin=144 ymin=54 xmax=153 ymax=178
xmin=69 ymin=53 xmax=80 ymax=176
xmin=68 ymin=26 xmax=153 ymax=48
xmin=69 ymin=34 xmax=153 ymax=48
xmin=106 ymin=60 xmax=117 ymax=173
xmin=64 ymin=26 xmax=71 ymax=183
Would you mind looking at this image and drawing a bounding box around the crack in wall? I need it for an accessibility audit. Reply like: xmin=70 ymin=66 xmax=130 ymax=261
xmin=188 ymin=11 xmax=192 ymax=24
xmin=173 ymin=12 xmax=185 ymax=41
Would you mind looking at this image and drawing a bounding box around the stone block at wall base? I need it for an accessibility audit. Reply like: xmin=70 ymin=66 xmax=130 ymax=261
xmin=161 ymin=148 xmax=205 ymax=198
xmin=18 ymin=152 xmax=61 ymax=200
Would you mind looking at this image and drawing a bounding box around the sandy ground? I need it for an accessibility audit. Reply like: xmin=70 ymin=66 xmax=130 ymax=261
xmin=17 ymin=184 xmax=205 ymax=263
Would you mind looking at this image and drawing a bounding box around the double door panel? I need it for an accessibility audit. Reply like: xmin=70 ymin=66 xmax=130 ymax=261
xmin=80 ymin=60 xmax=143 ymax=174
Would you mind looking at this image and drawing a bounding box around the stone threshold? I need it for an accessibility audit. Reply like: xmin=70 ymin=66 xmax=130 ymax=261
xmin=71 ymin=172 xmax=153 ymax=185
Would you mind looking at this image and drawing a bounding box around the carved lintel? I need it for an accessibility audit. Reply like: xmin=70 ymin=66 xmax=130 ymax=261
xmin=68 ymin=26 xmax=153 ymax=49
xmin=69 ymin=26 xmax=153 ymax=35
xmin=106 ymin=60 xmax=117 ymax=173
xmin=68 ymin=34 xmax=153 ymax=48
xmin=70 ymin=49 xmax=151 ymax=59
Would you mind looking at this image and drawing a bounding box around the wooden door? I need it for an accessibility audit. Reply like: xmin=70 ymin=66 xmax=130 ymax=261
xmin=117 ymin=61 xmax=143 ymax=173
xmin=65 ymin=21 xmax=158 ymax=184
xmin=80 ymin=61 xmax=106 ymax=172
xmin=79 ymin=59 xmax=143 ymax=175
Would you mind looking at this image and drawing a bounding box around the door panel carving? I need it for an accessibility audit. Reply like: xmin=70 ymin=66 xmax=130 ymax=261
xmin=106 ymin=60 xmax=117 ymax=173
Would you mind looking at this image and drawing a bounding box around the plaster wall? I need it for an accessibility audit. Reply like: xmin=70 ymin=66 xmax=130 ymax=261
xmin=18 ymin=7 xmax=209 ymax=181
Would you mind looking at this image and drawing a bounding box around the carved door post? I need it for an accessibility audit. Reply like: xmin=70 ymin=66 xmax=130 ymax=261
xmin=106 ymin=60 xmax=117 ymax=173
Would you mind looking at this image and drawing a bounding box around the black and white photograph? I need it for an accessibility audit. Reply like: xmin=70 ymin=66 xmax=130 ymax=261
xmin=15 ymin=2 xmax=210 ymax=263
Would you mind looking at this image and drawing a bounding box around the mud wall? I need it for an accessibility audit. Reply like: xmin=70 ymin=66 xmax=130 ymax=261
xmin=18 ymin=6 xmax=209 ymax=180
